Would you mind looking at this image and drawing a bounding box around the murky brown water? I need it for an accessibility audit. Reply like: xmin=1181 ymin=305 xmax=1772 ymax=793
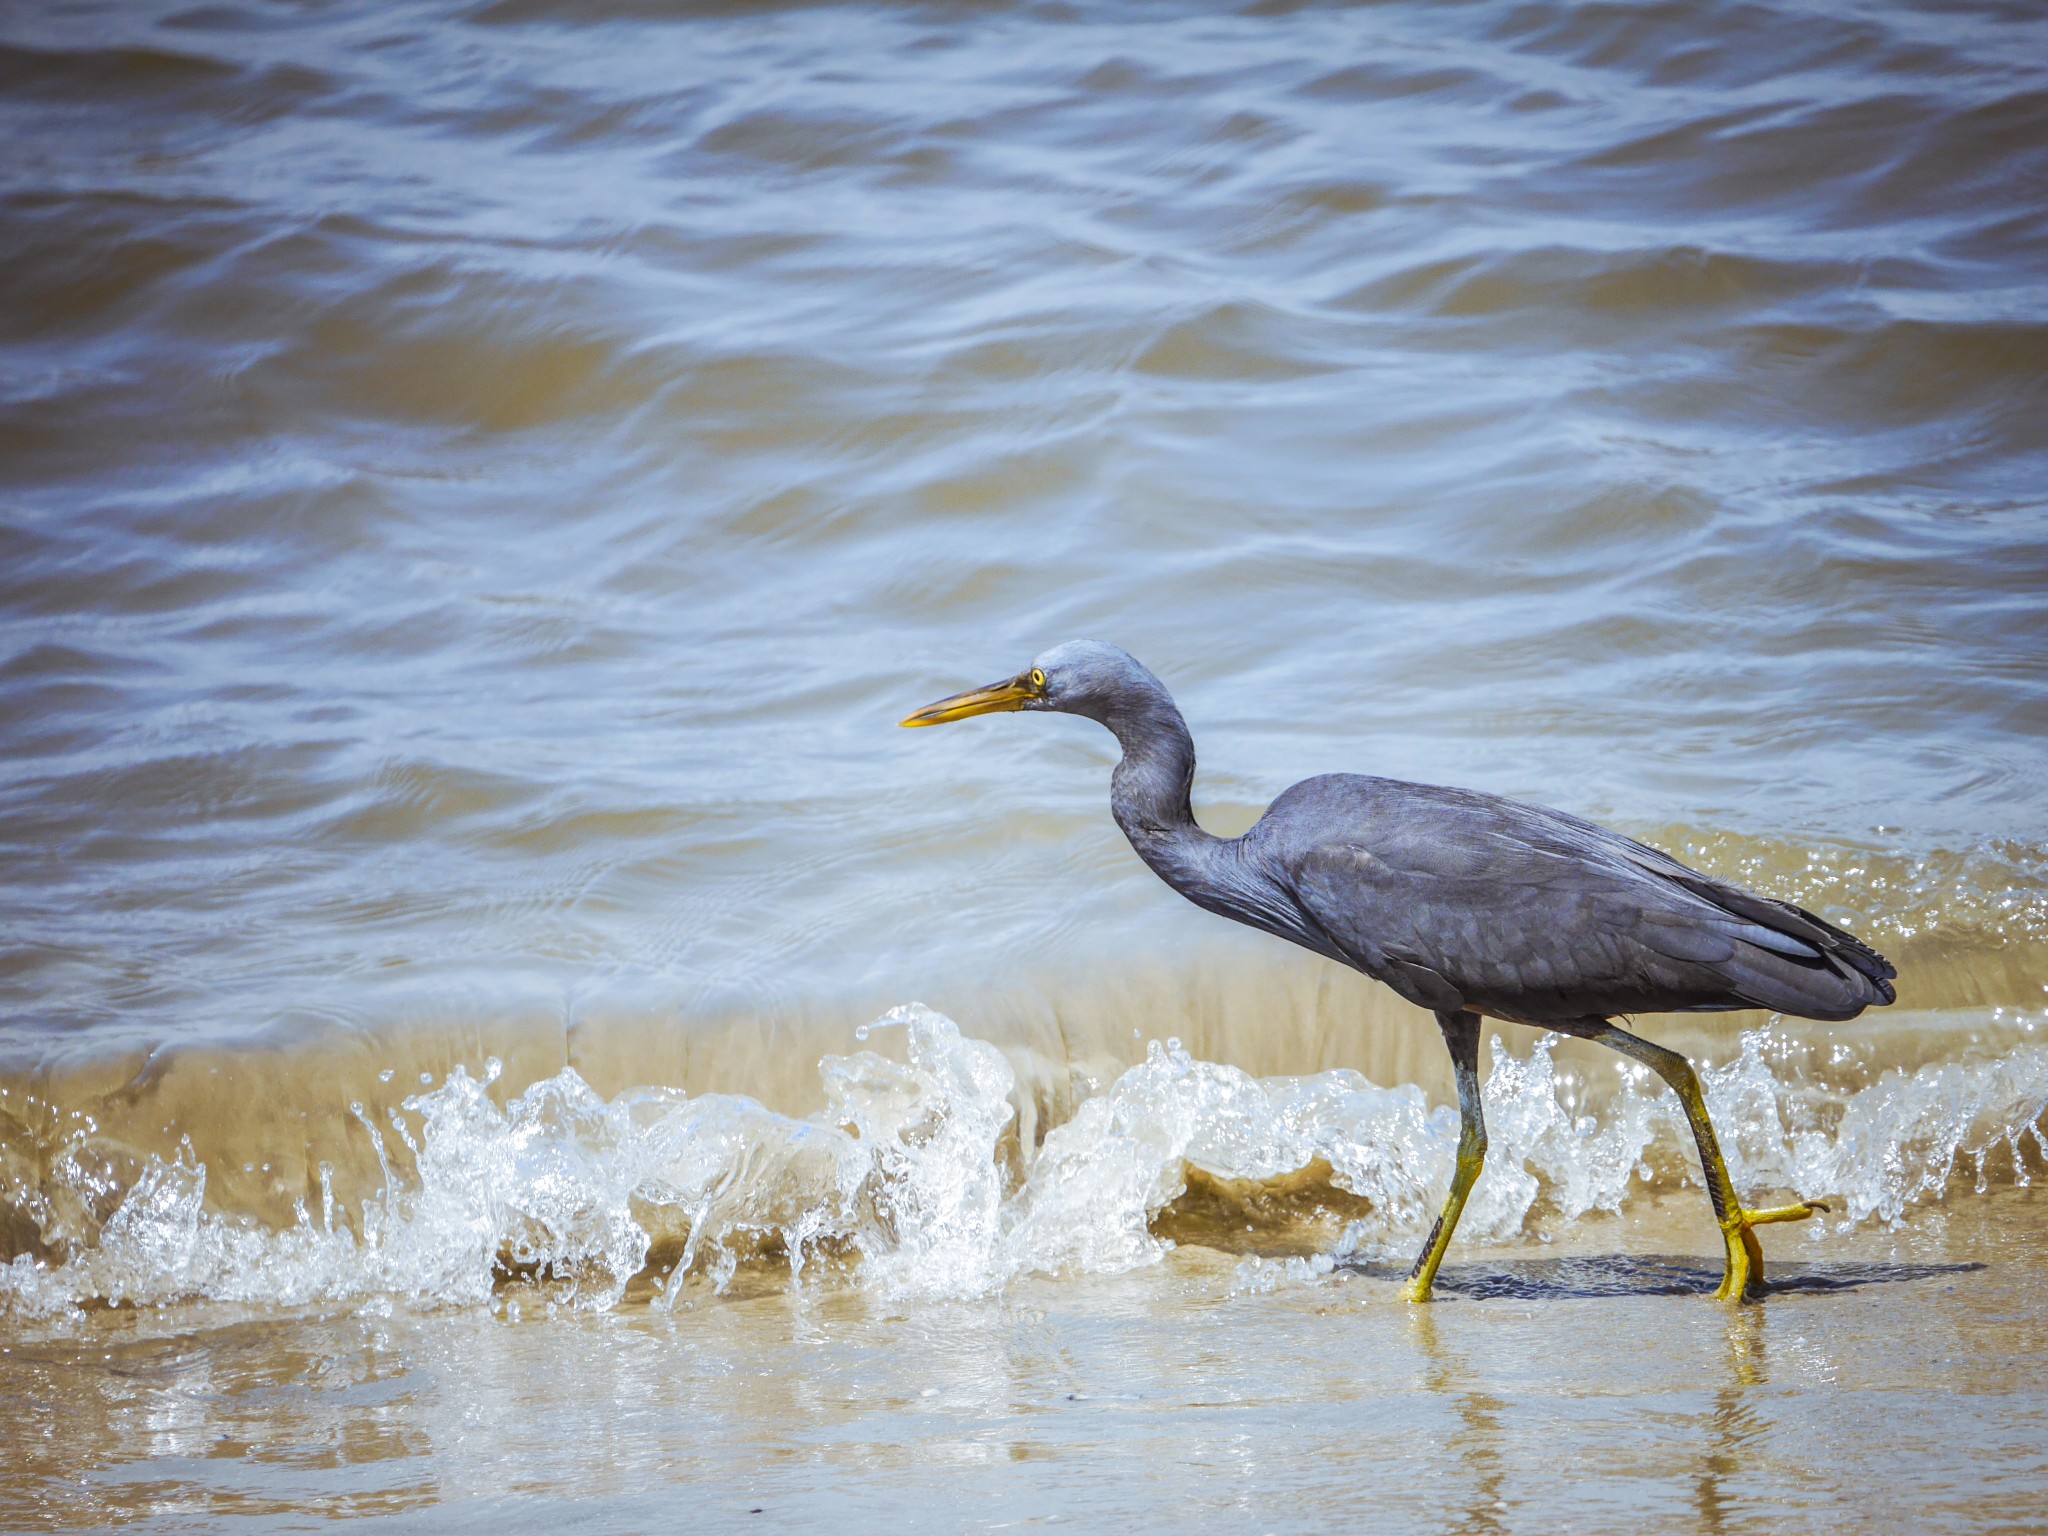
xmin=3 ymin=0 xmax=2047 ymax=1528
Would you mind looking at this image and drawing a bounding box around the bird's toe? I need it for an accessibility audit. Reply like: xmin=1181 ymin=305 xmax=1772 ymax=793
xmin=1714 ymin=1198 xmax=1829 ymax=1299
xmin=1743 ymin=1198 xmax=1829 ymax=1226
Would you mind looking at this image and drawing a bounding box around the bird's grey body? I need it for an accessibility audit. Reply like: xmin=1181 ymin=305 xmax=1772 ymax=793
xmin=1059 ymin=640 xmax=1893 ymax=1028
xmin=903 ymin=639 xmax=1897 ymax=1300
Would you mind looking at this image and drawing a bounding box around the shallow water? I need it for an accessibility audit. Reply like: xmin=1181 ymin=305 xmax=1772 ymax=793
xmin=5 ymin=1191 xmax=2046 ymax=1532
xmin=2 ymin=0 xmax=2047 ymax=1527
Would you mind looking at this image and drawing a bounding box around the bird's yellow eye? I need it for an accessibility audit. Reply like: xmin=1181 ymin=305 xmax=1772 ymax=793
xmin=1030 ymin=669 xmax=1046 ymax=690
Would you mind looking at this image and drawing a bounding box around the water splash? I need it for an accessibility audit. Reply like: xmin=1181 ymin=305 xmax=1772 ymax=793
xmin=822 ymin=1006 xmax=1017 ymax=1299
xmin=3 ymin=1006 xmax=2044 ymax=1321
xmin=1700 ymin=1026 xmax=2048 ymax=1227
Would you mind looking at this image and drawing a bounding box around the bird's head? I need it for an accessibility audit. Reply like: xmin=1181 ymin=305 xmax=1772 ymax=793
xmin=900 ymin=640 xmax=1150 ymax=728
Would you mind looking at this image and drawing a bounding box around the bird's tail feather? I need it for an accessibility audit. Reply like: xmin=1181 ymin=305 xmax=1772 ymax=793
xmin=1692 ymin=881 xmax=1898 ymax=1018
xmin=1716 ymin=943 xmax=1892 ymax=1020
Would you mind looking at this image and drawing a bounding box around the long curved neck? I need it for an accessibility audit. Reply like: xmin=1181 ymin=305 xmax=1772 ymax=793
xmin=1100 ymin=680 xmax=1226 ymax=891
xmin=1083 ymin=661 xmax=1329 ymax=958
xmin=1055 ymin=652 xmax=1336 ymax=962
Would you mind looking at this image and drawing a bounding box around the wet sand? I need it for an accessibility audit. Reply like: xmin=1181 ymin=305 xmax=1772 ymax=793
xmin=5 ymin=1187 xmax=2043 ymax=1533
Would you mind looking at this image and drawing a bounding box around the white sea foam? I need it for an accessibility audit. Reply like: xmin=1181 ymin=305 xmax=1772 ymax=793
xmin=3 ymin=1005 xmax=2045 ymax=1320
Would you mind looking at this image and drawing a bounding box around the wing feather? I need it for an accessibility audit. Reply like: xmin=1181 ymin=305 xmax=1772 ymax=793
xmin=1250 ymin=774 xmax=1893 ymax=1022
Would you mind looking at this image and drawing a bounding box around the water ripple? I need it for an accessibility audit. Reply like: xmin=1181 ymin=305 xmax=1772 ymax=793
xmin=0 ymin=0 xmax=2042 ymax=1090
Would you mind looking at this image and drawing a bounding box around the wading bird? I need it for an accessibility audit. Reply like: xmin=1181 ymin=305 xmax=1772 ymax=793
xmin=902 ymin=642 xmax=1895 ymax=1302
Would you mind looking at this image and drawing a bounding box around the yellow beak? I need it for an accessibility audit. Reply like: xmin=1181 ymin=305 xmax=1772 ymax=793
xmin=900 ymin=673 xmax=1042 ymax=727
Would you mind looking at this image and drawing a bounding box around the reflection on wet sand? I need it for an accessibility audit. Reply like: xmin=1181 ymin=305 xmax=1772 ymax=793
xmin=1408 ymin=1307 xmax=1511 ymax=1535
xmin=1695 ymin=1308 xmax=1767 ymax=1536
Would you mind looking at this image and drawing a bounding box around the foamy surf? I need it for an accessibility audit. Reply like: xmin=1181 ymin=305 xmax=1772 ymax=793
xmin=3 ymin=1005 xmax=2044 ymax=1322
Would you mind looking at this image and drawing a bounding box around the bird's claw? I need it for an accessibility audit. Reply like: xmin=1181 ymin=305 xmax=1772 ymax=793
xmin=1716 ymin=1199 xmax=1829 ymax=1300
xmin=1743 ymin=1198 xmax=1830 ymax=1226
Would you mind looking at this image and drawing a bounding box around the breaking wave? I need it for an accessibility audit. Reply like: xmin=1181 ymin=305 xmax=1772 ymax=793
xmin=4 ymin=1004 xmax=2045 ymax=1322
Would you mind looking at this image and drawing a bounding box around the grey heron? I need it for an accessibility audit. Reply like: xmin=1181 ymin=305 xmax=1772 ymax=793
xmin=902 ymin=641 xmax=1896 ymax=1301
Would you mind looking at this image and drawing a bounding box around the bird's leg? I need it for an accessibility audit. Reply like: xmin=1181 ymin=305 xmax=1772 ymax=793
xmin=1581 ymin=1022 xmax=1826 ymax=1300
xmin=1404 ymin=1009 xmax=1486 ymax=1304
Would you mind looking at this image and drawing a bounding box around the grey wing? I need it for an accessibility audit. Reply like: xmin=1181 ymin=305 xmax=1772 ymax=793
xmin=1538 ymin=805 xmax=1897 ymax=1000
xmin=1284 ymin=830 xmax=1715 ymax=1020
xmin=1259 ymin=778 xmax=1892 ymax=1023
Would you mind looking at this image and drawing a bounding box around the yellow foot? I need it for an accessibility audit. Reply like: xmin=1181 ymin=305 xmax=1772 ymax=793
xmin=1715 ymin=1199 xmax=1830 ymax=1301
xmin=1401 ymin=1276 xmax=1434 ymax=1305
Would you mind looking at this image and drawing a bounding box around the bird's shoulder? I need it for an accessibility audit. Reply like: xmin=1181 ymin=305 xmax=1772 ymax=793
xmin=1248 ymin=773 xmax=1652 ymax=886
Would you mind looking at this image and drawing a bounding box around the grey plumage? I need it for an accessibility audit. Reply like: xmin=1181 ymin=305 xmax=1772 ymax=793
xmin=903 ymin=638 xmax=1896 ymax=1301
xmin=1024 ymin=639 xmax=1895 ymax=1027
